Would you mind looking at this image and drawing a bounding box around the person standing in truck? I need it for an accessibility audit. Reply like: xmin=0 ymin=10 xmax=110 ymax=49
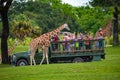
xmin=53 ymin=34 xmax=59 ymax=51
xmin=63 ymin=33 xmax=69 ymax=51
xmin=84 ymin=35 xmax=90 ymax=50
xmin=78 ymin=32 xmax=84 ymax=50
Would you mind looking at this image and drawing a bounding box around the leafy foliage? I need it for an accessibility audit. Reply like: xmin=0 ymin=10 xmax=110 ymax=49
xmin=10 ymin=14 xmax=41 ymax=40
xmin=1 ymin=0 xmax=119 ymax=38
xmin=90 ymin=0 xmax=120 ymax=7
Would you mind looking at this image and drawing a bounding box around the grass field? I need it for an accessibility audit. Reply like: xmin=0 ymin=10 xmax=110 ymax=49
xmin=0 ymin=46 xmax=120 ymax=80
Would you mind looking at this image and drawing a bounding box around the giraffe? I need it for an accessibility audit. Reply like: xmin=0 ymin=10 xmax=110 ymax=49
xmin=30 ymin=23 xmax=70 ymax=65
xmin=8 ymin=41 xmax=20 ymax=56
xmin=0 ymin=41 xmax=19 ymax=64
xmin=95 ymin=19 xmax=112 ymax=38
xmin=102 ymin=19 xmax=112 ymax=37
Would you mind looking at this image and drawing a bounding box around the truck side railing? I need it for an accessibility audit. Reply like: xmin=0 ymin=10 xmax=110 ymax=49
xmin=50 ymin=39 xmax=104 ymax=54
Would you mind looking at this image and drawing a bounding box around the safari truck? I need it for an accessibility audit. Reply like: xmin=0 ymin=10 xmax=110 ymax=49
xmin=11 ymin=39 xmax=105 ymax=66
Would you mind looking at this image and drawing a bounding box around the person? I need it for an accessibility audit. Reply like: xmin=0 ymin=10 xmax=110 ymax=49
xmin=53 ymin=34 xmax=59 ymax=51
xmin=85 ymin=32 xmax=93 ymax=50
xmin=74 ymin=32 xmax=79 ymax=50
xmin=78 ymin=32 xmax=84 ymax=50
xmin=98 ymin=28 xmax=103 ymax=36
xmin=63 ymin=33 xmax=69 ymax=51
xmin=94 ymin=34 xmax=99 ymax=49
xmin=84 ymin=35 xmax=90 ymax=50
xmin=94 ymin=28 xmax=104 ymax=49
xmin=98 ymin=32 xmax=104 ymax=49
xmin=58 ymin=33 xmax=64 ymax=53
xmin=69 ymin=34 xmax=75 ymax=52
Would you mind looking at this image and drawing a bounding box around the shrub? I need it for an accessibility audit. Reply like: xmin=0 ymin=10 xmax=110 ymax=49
xmin=106 ymin=35 xmax=120 ymax=45
xmin=109 ymin=36 xmax=113 ymax=45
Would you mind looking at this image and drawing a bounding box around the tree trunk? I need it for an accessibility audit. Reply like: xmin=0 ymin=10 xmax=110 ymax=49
xmin=1 ymin=11 xmax=9 ymax=64
xmin=113 ymin=19 xmax=119 ymax=46
xmin=113 ymin=6 xmax=119 ymax=46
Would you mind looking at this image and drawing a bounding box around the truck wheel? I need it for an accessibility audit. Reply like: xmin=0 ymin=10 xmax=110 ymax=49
xmin=16 ymin=59 xmax=28 ymax=66
xmin=72 ymin=57 xmax=84 ymax=63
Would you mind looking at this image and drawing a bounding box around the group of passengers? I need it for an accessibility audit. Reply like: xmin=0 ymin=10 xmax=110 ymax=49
xmin=52 ymin=28 xmax=104 ymax=52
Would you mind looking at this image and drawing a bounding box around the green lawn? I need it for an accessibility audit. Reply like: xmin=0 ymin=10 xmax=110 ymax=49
xmin=0 ymin=46 xmax=120 ymax=80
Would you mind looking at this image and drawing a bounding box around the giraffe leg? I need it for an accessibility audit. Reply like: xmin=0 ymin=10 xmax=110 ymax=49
xmin=40 ymin=54 xmax=45 ymax=65
xmin=45 ymin=47 xmax=49 ymax=64
xmin=30 ymin=55 xmax=33 ymax=66
xmin=30 ymin=51 xmax=36 ymax=66
xmin=33 ymin=57 xmax=36 ymax=65
xmin=40 ymin=48 xmax=45 ymax=65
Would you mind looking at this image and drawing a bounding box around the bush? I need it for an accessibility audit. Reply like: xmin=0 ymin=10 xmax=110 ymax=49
xmin=21 ymin=37 xmax=31 ymax=46
xmin=109 ymin=36 xmax=113 ymax=45
xmin=8 ymin=38 xmax=18 ymax=46
xmin=104 ymin=36 xmax=113 ymax=46
xmin=105 ymin=35 xmax=120 ymax=46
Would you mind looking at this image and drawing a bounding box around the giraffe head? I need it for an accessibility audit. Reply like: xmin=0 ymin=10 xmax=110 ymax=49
xmin=63 ymin=23 xmax=70 ymax=31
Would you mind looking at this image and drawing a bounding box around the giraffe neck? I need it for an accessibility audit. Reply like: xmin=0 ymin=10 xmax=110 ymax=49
xmin=102 ymin=19 xmax=112 ymax=37
xmin=48 ymin=24 xmax=65 ymax=38
xmin=95 ymin=19 xmax=112 ymax=37
xmin=8 ymin=42 xmax=18 ymax=55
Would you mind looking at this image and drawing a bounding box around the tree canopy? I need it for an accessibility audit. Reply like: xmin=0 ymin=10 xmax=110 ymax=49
xmin=89 ymin=0 xmax=120 ymax=46
xmin=0 ymin=0 xmax=119 ymax=38
xmin=4 ymin=0 xmax=117 ymax=35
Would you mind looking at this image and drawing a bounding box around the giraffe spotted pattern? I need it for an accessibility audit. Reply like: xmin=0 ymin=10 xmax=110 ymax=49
xmin=30 ymin=23 xmax=70 ymax=65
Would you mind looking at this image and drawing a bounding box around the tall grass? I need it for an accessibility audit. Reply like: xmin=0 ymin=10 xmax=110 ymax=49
xmin=0 ymin=46 xmax=120 ymax=80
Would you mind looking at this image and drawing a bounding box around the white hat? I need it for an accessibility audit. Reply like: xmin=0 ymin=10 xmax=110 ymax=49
xmin=99 ymin=28 xmax=102 ymax=30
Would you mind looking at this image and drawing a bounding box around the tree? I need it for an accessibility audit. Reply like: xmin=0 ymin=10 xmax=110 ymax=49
xmin=5 ymin=0 xmax=116 ymax=41
xmin=0 ymin=0 xmax=13 ymax=64
xmin=10 ymin=14 xmax=41 ymax=40
xmin=89 ymin=0 xmax=119 ymax=46
xmin=113 ymin=6 xmax=119 ymax=46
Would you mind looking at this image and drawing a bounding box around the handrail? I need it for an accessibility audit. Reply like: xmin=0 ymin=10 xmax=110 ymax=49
xmin=50 ymin=39 xmax=104 ymax=54
xmin=51 ymin=39 xmax=104 ymax=43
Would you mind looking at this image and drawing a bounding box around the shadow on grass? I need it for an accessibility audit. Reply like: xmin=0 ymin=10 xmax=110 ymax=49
xmin=0 ymin=64 xmax=12 ymax=68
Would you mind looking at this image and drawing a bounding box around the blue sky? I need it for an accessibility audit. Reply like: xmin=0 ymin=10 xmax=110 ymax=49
xmin=62 ymin=0 xmax=91 ymax=7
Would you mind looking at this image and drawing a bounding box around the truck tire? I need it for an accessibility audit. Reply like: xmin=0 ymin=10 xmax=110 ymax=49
xmin=72 ymin=57 xmax=84 ymax=63
xmin=16 ymin=59 xmax=28 ymax=66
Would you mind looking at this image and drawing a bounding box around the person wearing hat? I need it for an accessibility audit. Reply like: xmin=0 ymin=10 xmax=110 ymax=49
xmin=99 ymin=28 xmax=103 ymax=36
